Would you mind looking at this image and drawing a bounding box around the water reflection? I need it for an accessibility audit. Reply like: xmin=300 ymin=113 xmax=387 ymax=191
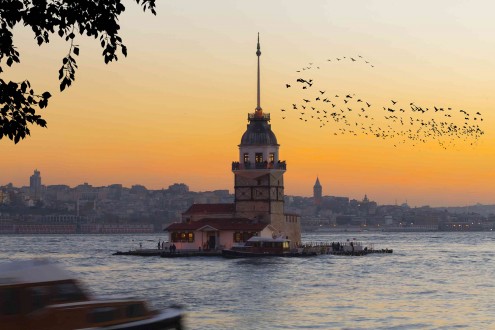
xmin=0 ymin=232 xmax=494 ymax=329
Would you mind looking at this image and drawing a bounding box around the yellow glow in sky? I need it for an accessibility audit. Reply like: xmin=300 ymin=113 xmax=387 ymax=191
xmin=1 ymin=0 xmax=494 ymax=207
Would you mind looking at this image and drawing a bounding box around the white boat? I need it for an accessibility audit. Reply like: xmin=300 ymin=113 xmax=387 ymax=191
xmin=0 ymin=259 xmax=183 ymax=330
xmin=222 ymin=236 xmax=316 ymax=258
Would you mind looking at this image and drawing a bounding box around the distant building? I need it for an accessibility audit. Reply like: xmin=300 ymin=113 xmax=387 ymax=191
xmin=29 ymin=169 xmax=42 ymax=200
xmin=363 ymin=194 xmax=369 ymax=203
xmin=168 ymin=183 xmax=189 ymax=194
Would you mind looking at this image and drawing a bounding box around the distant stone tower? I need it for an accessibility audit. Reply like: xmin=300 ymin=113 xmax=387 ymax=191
xmin=232 ymin=34 xmax=300 ymax=244
xmin=313 ymin=177 xmax=322 ymax=205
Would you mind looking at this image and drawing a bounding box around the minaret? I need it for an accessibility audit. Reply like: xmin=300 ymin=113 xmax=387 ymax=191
xmin=313 ymin=177 xmax=322 ymax=205
xmin=231 ymin=35 xmax=300 ymax=245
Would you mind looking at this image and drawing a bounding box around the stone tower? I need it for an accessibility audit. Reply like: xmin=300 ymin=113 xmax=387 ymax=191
xmin=313 ymin=177 xmax=322 ymax=205
xmin=231 ymin=34 xmax=299 ymax=243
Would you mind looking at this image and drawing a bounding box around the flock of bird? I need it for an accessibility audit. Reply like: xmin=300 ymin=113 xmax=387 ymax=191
xmin=282 ymin=56 xmax=485 ymax=148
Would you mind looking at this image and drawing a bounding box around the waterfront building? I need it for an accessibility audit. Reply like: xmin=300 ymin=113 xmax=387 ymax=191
xmin=165 ymin=35 xmax=301 ymax=250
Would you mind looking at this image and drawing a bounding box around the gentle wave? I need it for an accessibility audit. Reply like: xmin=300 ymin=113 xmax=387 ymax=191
xmin=1 ymin=232 xmax=494 ymax=329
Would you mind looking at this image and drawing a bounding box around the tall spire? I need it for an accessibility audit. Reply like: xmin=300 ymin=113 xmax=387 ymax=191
xmin=255 ymin=33 xmax=262 ymax=113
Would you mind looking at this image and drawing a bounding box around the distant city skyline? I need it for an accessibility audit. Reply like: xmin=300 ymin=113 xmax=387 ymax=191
xmin=1 ymin=1 xmax=494 ymax=207
xmin=1 ymin=168 xmax=493 ymax=209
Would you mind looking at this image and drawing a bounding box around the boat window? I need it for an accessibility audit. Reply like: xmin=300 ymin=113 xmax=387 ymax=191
xmin=125 ymin=303 xmax=146 ymax=318
xmin=27 ymin=286 xmax=50 ymax=312
xmin=1 ymin=287 xmax=21 ymax=315
xmin=88 ymin=307 xmax=117 ymax=323
xmin=52 ymin=282 xmax=86 ymax=302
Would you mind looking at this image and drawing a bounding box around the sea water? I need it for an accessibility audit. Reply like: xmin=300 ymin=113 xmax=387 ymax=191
xmin=1 ymin=232 xmax=494 ymax=329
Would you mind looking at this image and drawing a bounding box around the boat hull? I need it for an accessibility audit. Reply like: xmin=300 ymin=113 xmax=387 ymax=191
xmin=87 ymin=308 xmax=183 ymax=330
xmin=221 ymin=249 xmax=317 ymax=258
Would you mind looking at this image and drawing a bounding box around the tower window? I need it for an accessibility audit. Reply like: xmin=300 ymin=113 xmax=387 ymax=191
xmin=255 ymin=153 xmax=263 ymax=163
xmin=269 ymin=153 xmax=275 ymax=163
xmin=243 ymin=153 xmax=249 ymax=163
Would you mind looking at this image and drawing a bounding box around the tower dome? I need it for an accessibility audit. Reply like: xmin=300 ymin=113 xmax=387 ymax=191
xmin=240 ymin=114 xmax=278 ymax=146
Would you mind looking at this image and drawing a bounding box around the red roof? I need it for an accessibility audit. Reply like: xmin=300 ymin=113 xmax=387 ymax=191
xmin=183 ymin=203 xmax=235 ymax=215
xmin=165 ymin=218 xmax=268 ymax=232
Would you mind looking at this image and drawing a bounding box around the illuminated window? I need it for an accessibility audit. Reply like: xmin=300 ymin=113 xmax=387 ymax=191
xmin=244 ymin=153 xmax=249 ymax=163
xmin=255 ymin=153 xmax=263 ymax=163
xmin=172 ymin=231 xmax=194 ymax=243
xmin=269 ymin=153 xmax=275 ymax=162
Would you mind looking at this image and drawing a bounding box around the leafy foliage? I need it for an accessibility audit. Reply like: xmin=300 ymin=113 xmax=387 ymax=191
xmin=0 ymin=0 xmax=156 ymax=143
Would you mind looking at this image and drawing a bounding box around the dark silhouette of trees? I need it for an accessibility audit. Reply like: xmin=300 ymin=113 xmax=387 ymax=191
xmin=0 ymin=0 xmax=156 ymax=143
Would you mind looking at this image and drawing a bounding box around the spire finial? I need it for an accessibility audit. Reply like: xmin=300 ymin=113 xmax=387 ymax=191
xmin=255 ymin=33 xmax=262 ymax=113
xmin=257 ymin=33 xmax=261 ymax=55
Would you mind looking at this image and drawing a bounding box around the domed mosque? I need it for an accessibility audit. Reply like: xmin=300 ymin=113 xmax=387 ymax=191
xmin=166 ymin=35 xmax=301 ymax=250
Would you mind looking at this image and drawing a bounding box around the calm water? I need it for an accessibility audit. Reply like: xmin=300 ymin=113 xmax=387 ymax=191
xmin=1 ymin=232 xmax=494 ymax=329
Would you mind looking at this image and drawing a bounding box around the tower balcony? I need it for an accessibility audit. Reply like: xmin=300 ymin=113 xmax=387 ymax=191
xmin=248 ymin=113 xmax=270 ymax=121
xmin=232 ymin=161 xmax=286 ymax=171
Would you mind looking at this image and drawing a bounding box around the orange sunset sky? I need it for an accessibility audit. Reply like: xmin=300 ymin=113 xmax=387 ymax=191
xmin=1 ymin=0 xmax=494 ymax=207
